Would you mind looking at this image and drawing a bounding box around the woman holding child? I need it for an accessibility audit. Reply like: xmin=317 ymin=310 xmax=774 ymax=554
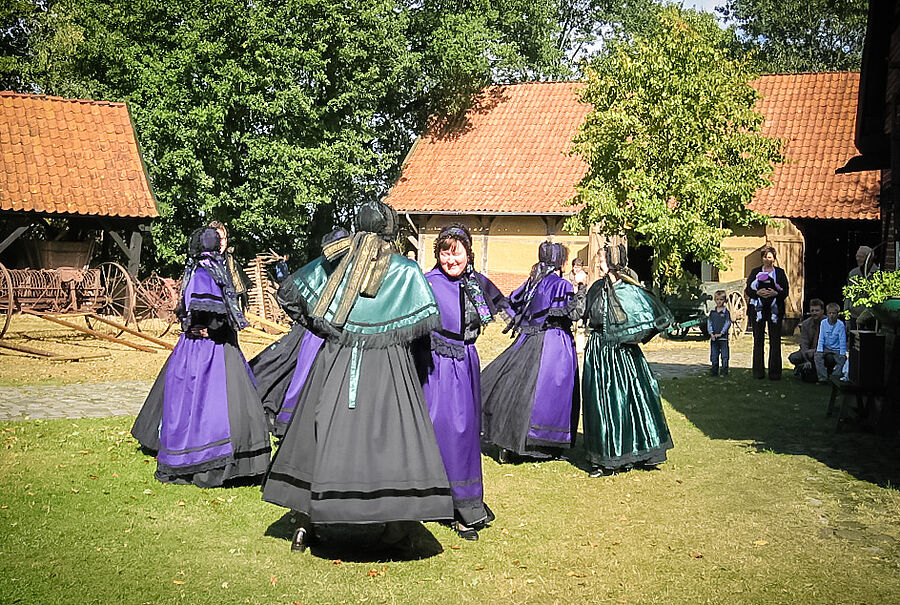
xmin=745 ymin=246 xmax=789 ymax=380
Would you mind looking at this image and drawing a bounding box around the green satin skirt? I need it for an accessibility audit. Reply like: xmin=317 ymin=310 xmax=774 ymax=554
xmin=581 ymin=333 xmax=673 ymax=470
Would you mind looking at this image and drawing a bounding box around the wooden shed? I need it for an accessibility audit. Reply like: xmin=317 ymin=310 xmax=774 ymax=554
xmin=0 ymin=92 xmax=158 ymax=275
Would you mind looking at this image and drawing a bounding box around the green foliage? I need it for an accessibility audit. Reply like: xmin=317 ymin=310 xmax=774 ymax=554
xmin=718 ymin=0 xmax=868 ymax=73
xmin=843 ymin=270 xmax=900 ymax=308
xmin=5 ymin=0 xmax=561 ymax=273
xmin=565 ymin=6 xmax=784 ymax=292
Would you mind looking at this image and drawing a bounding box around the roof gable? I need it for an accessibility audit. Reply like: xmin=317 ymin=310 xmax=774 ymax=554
xmin=388 ymin=82 xmax=590 ymax=215
xmin=752 ymin=72 xmax=878 ymax=220
xmin=0 ymin=92 xmax=158 ymax=219
xmin=387 ymin=73 xmax=879 ymax=221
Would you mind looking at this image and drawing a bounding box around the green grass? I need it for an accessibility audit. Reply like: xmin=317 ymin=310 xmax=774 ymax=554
xmin=1 ymin=371 xmax=899 ymax=604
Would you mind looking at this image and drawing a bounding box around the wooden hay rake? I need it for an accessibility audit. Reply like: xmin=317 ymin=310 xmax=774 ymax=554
xmin=0 ymin=260 xmax=179 ymax=357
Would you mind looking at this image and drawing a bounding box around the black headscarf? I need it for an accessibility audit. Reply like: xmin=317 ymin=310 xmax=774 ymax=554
xmin=177 ymin=227 xmax=249 ymax=332
xmin=311 ymin=201 xmax=397 ymax=327
xmin=507 ymin=241 xmax=568 ymax=334
xmin=434 ymin=223 xmax=495 ymax=325
xmin=602 ymin=243 xmax=629 ymax=327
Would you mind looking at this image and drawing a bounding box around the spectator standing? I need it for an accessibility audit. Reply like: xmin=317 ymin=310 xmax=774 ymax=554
xmin=788 ymin=298 xmax=824 ymax=382
xmin=745 ymin=246 xmax=789 ymax=380
xmin=815 ymin=302 xmax=847 ymax=383
xmin=707 ymin=290 xmax=731 ymax=377
xmin=844 ymin=245 xmax=880 ymax=330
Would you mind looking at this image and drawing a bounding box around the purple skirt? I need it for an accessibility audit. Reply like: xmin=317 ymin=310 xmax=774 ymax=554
xmin=133 ymin=334 xmax=270 ymax=487
xmin=421 ymin=339 xmax=487 ymax=526
xmin=481 ymin=328 xmax=579 ymax=457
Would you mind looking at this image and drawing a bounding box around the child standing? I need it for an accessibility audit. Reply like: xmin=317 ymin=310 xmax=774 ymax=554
xmin=707 ymin=290 xmax=732 ymax=376
xmin=814 ymin=302 xmax=847 ymax=383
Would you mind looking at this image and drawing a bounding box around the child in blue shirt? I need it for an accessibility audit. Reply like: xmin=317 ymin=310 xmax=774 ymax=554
xmin=707 ymin=290 xmax=731 ymax=376
xmin=814 ymin=302 xmax=847 ymax=383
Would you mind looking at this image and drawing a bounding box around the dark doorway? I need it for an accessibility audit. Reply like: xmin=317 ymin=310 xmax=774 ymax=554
xmin=799 ymin=219 xmax=882 ymax=310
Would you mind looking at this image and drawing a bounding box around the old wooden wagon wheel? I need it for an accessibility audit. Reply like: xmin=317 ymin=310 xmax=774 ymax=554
xmin=728 ymin=290 xmax=746 ymax=339
xmin=0 ymin=262 xmax=13 ymax=338
xmin=84 ymin=262 xmax=135 ymax=336
xmin=134 ymin=274 xmax=178 ymax=337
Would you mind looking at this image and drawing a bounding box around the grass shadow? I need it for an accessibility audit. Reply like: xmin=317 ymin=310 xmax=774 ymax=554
xmin=661 ymin=369 xmax=900 ymax=488
xmin=264 ymin=514 xmax=444 ymax=562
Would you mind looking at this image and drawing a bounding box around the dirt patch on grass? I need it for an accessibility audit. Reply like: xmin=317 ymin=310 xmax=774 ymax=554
xmin=0 ymin=315 xmax=272 ymax=385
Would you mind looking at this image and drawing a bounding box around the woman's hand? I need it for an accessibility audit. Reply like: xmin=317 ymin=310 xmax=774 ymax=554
xmin=757 ymin=287 xmax=776 ymax=298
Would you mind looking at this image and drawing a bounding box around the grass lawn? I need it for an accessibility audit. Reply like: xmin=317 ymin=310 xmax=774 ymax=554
xmin=1 ymin=326 xmax=899 ymax=603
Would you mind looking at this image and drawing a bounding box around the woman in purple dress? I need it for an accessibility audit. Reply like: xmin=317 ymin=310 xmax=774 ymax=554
xmin=419 ymin=223 xmax=511 ymax=541
xmin=131 ymin=227 xmax=270 ymax=487
xmin=481 ymin=242 xmax=586 ymax=462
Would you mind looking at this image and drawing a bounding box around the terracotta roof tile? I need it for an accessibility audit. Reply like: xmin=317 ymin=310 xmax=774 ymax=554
xmin=751 ymin=72 xmax=879 ymax=220
xmin=387 ymin=82 xmax=590 ymax=215
xmin=388 ymin=74 xmax=879 ymax=221
xmin=0 ymin=92 xmax=158 ymax=219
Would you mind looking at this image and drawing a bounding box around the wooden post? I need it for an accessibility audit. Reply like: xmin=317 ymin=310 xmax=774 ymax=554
xmin=0 ymin=225 xmax=30 ymax=255
xmin=127 ymin=229 xmax=143 ymax=277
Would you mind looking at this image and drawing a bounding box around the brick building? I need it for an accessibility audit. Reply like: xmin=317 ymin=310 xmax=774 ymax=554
xmin=386 ymin=75 xmax=880 ymax=325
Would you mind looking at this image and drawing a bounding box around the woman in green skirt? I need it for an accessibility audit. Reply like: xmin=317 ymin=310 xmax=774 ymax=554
xmin=582 ymin=245 xmax=674 ymax=477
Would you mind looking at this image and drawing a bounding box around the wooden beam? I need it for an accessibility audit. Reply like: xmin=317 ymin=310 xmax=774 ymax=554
xmin=85 ymin=313 xmax=174 ymax=350
xmin=404 ymin=212 xmax=418 ymax=234
xmin=480 ymin=216 xmax=493 ymax=273
xmin=241 ymin=326 xmax=280 ymax=341
xmin=0 ymin=340 xmax=55 ymax=357
xmin=244 ymin=311 xmax=290 ymax=334
xmin=127 ymin=230 xmax=143 ymax=276
xmin=0 ymin=225 xmax=29 ymax=255
xmin=0 ymin=341 xmax=109 ymax=361
xmin=24 ymin=311 xmax=158 ymax=353
xmin=106 ymin=229 xmax=131 ymax=258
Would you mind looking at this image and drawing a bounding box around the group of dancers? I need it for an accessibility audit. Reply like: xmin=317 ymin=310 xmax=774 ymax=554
xmin=131 ymin=201 xmax=675 ymax=553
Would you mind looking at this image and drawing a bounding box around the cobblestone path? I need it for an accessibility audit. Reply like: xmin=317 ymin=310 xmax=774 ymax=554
xmin=0 ymin=344 xmax=764 ymax=421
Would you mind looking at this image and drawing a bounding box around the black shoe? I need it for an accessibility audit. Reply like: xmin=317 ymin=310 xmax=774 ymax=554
xmin=769 ymin=374 xmax=781 ymax=381
xmin=482 ymin=503 xmax=496 ymax=526
xmin=452 ymin=522 xmax=479 ymax=541
xmin=290 ymin=527 xmax=309 ymax=552
xmin=710 ymin=369 xmax=719 ymax=377
xmin=589 ymin=465 xmax=615 ymax=478
xmin=498 ymin=448 xmax=511 ymax=464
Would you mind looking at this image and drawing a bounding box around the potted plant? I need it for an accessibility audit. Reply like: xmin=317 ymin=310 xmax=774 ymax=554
xmin=843 ymin=269 xmax=900 ymax=330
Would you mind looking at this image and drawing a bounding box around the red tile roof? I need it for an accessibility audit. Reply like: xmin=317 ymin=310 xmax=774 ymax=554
xmin=752 ymin=72 xmax=879 ymax=220
xmin=387 ymin=73 xmax=879 ymax=221
xmin=0 ymin=92 xmax=158 ymax=219
xmin=388 ymin=82 xmax=591 ymax=215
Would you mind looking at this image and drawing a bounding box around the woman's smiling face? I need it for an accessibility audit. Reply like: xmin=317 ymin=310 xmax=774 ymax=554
xmin=439 ymin=239 xmax=468 ymax=277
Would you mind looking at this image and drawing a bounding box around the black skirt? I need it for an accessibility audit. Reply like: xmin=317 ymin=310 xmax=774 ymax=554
xmin=262 ymin=339 xmax=453 ymax=524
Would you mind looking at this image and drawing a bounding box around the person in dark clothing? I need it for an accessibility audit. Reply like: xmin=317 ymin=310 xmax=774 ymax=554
xmin=745 ymin=246 xmax=790 ymax=380
xmin=209 ymin=221 xmax=255 ymax=311
xmin=788 ymin=298 xmax=824 ymax=382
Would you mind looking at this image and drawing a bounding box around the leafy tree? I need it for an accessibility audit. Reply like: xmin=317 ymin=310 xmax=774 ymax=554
xmin=6 ymin=0 xmax=561 ymax=272
xmin=565 ymin=6 xmax=785 ymax=291
xmin=718 ymin=0 xmax=868 ymax=73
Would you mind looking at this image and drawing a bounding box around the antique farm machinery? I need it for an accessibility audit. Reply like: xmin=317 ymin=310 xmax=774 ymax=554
xmin=663 ymin=278 xmax=748 ymax=340
xmin=0 ymin=260 xmax=178 ymax=354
